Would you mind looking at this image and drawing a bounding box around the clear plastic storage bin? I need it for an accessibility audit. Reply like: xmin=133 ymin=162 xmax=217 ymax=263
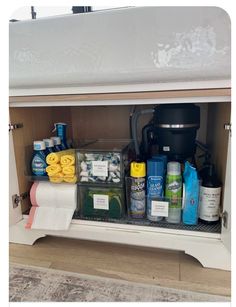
xmin=125 ymin=177 xmax=183 ymax=223
xmin=24 ymin=145 xmax=78 ymax=184
xmin=77 ymin=139 xmax=134 ymax=185
xmin=78 ymin=183 xmax=125 ymax=219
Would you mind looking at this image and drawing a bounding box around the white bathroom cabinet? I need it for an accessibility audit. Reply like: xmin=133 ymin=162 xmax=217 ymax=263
xmin=9 ymin=89 xmax=231 ymax=271
xmin=9 ymin=7 xmax=231 ymax=270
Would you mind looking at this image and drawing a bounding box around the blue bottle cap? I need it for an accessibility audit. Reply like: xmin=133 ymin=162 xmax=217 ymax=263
xmin=33 ymin=141 xmax=46 ymax=151
xmin=147 ymin=159 xmax=164 ymax=177
xmin=43 ymin=138 xmax=54 ymax=148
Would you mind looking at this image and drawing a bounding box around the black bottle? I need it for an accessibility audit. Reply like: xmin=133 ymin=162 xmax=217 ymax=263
xmin=199 ymin=164 xmax=221 ymax=224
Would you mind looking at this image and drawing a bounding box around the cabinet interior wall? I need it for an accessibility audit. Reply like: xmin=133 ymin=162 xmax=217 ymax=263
xmin=10 ymin=102 xmax=230 ymax=217
xmin=9 ymin=106 xmax=72 ymax=212
xmin=207 ymin=102 xmax=231 ymax=182
xmin=206 ymin=102 xmax=231 ymax=209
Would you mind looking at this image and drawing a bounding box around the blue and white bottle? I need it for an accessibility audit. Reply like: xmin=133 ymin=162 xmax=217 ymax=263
xmin=31 ymin=141 xmax=47 ymax=176
xmin=147 ymin=159 xmax=165 ymax=222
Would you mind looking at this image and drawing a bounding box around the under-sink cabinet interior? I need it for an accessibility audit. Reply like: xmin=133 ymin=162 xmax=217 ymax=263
xmin=10 ymin=102 xmax=230 ymax=215
xmin=9 ymin=99 xmax=231 ymax=271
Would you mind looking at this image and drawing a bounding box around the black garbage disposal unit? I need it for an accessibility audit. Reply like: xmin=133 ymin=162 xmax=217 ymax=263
xmin=134 ymin=104 xmax=200 ymax=161
xmin=154 ymin=103 xmax=200 ymax=160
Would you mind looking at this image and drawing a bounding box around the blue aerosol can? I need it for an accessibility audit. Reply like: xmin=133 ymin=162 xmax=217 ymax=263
xmin=147 ymin=159 xmax=165 ymax=222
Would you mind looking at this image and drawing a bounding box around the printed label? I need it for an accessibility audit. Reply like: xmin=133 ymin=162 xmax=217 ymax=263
xmin=163 ymin=146 xmax=170 ymax=151
xmin=34 ymin=144 xmax=41 ymax=150
xmin=167 ymin=181 xmax=181 ymax=194
xmin=131 ymin=180 xmax=145 ymax=193
xmin=93 ymin=194 xmax=109 ymax=210
xmin=151 ymin=200 xmax=169 ymax=217
xmin=32 ymin=155 xmax=47 ymax=176
xmin=166 ymin=176 xmax=182 ymax=208
xmin=92 ymin=161 xmax=108 ymax=177
xmin=147 ymin=176 xmax=163 ymax=197
xmin=199 ymin=186 xmax=221 ymax=221
xmin=130 ymin=178 xmax=146 ymax=217
xmin=130 ymin=198 xmax=145 ymax=217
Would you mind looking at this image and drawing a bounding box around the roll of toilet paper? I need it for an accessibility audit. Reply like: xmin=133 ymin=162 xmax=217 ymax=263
xmin=27 ymin=181 xmax=77 ymax=230
xmin=30 ymin=181 xmax=77 ymax=209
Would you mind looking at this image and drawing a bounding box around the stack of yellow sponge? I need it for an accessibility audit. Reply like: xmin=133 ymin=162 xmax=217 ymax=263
xmin=46 ymin=149 xmax=77 ymax=184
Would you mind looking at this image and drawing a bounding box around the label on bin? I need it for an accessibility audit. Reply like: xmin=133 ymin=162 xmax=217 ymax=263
xmin=93 ymin=194 xmax=109 ymax=210
xmin=151 ymin=200 xmax=169 ymax=217
xmin=92 ymin=161 xmax=108 ymax=177
xmin=163 ymin=146 xmax=170 ymax=152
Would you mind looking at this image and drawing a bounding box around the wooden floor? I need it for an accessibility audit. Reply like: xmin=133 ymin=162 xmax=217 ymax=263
xmin=9 ymin=236 xmax=231 ymax=297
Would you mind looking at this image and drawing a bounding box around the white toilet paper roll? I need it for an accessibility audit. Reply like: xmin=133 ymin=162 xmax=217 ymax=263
xmin=28 ymin=182 xmax=77 ymax=230
xmin=30 ymin=181 xmax=77 ymax=209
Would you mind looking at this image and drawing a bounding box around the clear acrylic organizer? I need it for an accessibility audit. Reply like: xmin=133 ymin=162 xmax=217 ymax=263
xmin=25 ymin=145 xmax=78 ymax=184
xmin=76 ymin=139 xmax=134 ymax=185
xmin=125 ymin=176 xmax=183 ymax=224
xmin=77 ymin=183 xmax=125 ymax=220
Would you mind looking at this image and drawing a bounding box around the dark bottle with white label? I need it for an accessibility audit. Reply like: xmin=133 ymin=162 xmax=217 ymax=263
xmin=199 ymin=164 xmax=221 ymax=224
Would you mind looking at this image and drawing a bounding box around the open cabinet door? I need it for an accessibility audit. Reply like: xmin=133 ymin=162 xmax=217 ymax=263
xmin=9 ymin=130 xmax=22 ymax=225
xmin=221 ymin=133 xmax=231 ymax=252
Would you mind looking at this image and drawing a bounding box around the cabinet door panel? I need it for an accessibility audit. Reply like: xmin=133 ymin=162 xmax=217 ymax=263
xmin=221 ymin=134 xmax=231 ymax=252
xmin=9 ymin=131 xmax=22 ymax=225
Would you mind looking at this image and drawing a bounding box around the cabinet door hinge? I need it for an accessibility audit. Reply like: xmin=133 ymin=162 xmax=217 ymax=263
xmin=224 ymin=123 xmax=232 ymax=136
xmin=9 ymin=123 xmax=23 ymax=131
xmin=220 ymin=210 xmax=229 ymax=229
xmin=12 ymin=192 xmax=28 ymax=209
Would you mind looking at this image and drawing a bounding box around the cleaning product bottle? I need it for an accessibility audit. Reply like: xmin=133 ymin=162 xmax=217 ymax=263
xmin=182 ymin=161 xmax=199 ymax=225
xmin=199 ymin=164 xmax=221 ymax=224
xmin=129 ymin=162 xmax=146 ymax=219
xmin=31 ymin=141 xmax=47 ymax=176
xmin=147 ymin=158 xmax=165 ymax=221
xmin=53 ymin=123 xmax=68 ymax=149
xmin=152 ymin=154 xmax=167 ymax=174
xmin=43 ymin=138 xmax=55 ymax=155
xmin=50 ymin=136 xmax=63 ymax=152
xmin=165 ymin=161 xmax=182 ymax=224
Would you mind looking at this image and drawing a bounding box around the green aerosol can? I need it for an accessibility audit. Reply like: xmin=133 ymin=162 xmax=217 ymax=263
xmin=165 ymin=162 xmax=182 ymax=224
